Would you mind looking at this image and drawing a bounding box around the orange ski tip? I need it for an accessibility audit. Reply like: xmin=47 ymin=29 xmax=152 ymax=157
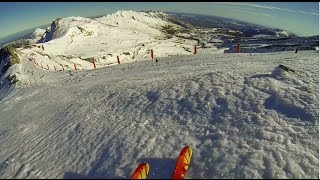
xmin=130 ymin=162 xmax=150 ymax=179
xmin=172 ymin=146 xmax=193 ymax=179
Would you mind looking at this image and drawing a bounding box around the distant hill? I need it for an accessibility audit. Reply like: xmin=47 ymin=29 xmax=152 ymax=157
xmin=0 ymin=24 xmax=50 ymax=47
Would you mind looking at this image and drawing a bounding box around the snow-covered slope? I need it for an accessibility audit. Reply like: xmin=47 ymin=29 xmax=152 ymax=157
xmin=0 ymin=10 xmax=318 ymax=179
xmin=0 ymin=50 xmax=318 ymax=179
xmin=24 ymin=10 xmax=199 ymax=72
xmin=276 ymin=30 xmax=290 ymax=38
xmin=96 ymin=10 xmax=170 ymax=33
xmin=29 ymin=28 xmax=46 ymax=43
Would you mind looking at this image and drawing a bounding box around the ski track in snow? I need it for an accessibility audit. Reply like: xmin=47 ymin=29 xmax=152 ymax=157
xmin=0 ymin=50 xmax=319 ymax=179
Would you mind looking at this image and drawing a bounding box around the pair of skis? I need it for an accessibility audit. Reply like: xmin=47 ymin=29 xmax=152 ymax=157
xmin=130 ymin=146 xmax=192 ymax=179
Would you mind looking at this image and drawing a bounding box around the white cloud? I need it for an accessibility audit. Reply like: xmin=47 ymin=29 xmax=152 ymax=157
xmin=228 ymin=9 xmax=274 ymax=18
xmin=262 ymin=13 xmax=273 ymax=17
xmin=211 ymin=2 xmax=319 ymax=16
xmin=298 ymin=10 xmax=313 ymax=16
xmin=310 ymin=12 xmax=319 ymax=16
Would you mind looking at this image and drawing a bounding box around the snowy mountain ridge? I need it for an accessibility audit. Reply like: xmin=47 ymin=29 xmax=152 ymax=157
xmin=39 ymin=10 xmax=178 ymax=43
xmin=0 ymin=10 xmax=318 ymax=91
xmin=0 ymin=10 xmax=232 ymax=90
xmin=31 ymin=10 xmax=199 ymax=64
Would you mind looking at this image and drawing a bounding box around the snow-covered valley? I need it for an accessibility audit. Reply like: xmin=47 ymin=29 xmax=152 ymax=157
xmin=0 ymin=10 xmax=319 ymax=179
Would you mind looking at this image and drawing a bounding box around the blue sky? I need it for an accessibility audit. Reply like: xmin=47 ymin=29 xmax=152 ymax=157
xmin=0 ymin=2 xmax=318 ymax=41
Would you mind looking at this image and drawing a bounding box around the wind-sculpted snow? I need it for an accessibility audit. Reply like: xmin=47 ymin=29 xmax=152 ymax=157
xmin=0 ymin=50 xmax=318 ymax=179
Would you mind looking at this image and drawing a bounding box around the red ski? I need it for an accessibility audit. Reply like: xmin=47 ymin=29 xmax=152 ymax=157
xmin=130 ymin=162 xmax=150 ymax=179
xmin=172 ymin=146 xmax=193 ymax=179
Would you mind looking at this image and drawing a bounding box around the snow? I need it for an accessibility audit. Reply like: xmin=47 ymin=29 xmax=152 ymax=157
xmin=276 ymin=31 xmax=290 ymax=38
xmin=0 ymin=10 xmax=319 ymax=179
xmin=0 ymin=49 xmax=318 ymax=179
xmin=252 ymin=34 xmax=275 ymax=39
xmin=25 ymin=10 xmax=199 ymax=73
xmin=29 ymin=28 xmax=46 ymax=44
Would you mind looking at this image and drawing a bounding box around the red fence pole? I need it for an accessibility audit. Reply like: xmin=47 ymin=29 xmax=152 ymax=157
xmin=194 ymin=45 xmax=197 ymax=54
xmin=54 ymin=65 xmax=56 ymax=71
xmin=117 ymin=55 xmax=120 ymax=64
xmin=237 ymin=43 xmax=240 ymax=53
xmin=74 ymin=64 xmax=77 ymax=70
xmin=151 ymin=49 xmax=154 ymax=60
xmin=93 ymin=59 xmax=96 ymax=69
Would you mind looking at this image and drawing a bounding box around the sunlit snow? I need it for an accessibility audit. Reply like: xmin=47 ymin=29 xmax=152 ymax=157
xmin=0 ymin=10 xmax=318 ymax=179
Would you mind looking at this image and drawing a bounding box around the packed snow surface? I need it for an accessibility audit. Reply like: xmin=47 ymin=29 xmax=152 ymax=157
xmin=0 ymin=49 xmax=318 ymax=179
